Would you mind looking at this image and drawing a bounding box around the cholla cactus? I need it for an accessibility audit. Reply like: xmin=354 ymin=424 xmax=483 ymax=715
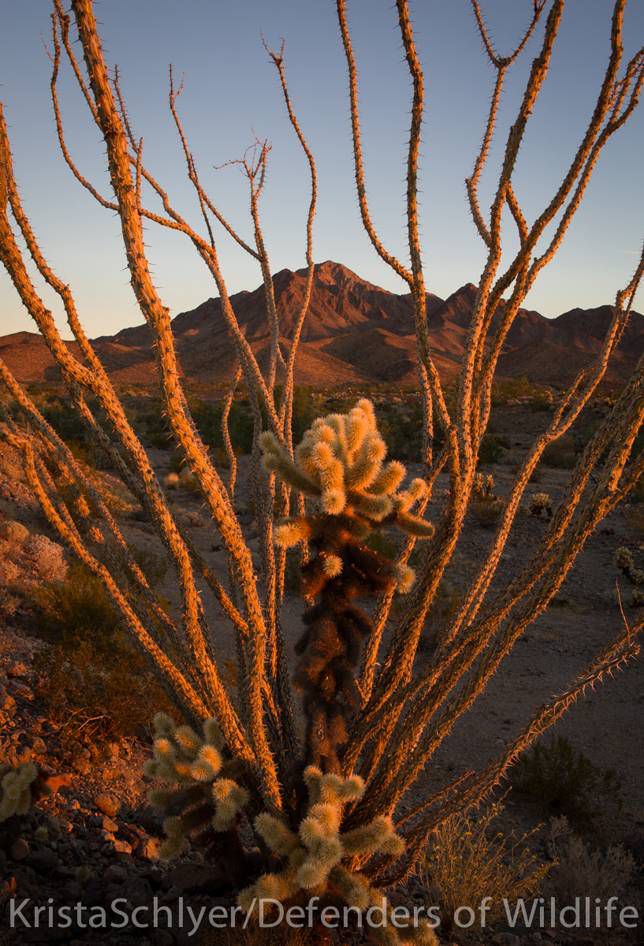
xmin=615 ymin=546 xmax=634 ymax=574
xmin=473 ymin=472 xmax=494 ymax=500
xmin=261 ymin=400 xmax=434 ymax=772
xmin=146 ymin=713 xmax=249 ymax=860
xmin=614 ymin=546 xmax=643 ymax=585
xmin=240 ymin=766 xmax=436 ymax=945
xmin=0 ymin=762 xmax=38 ymax=822
xmin=614 ymin=547 xmax=643 ymax=605
xmin=529 ymin=492 xmax=553 ymax=519
xmin=261 ymin=399 xmax=434 ymax=535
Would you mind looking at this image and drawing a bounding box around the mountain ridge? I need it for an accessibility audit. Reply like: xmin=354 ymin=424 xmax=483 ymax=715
xmin=2 ymin=261 xmax=642 ymax=387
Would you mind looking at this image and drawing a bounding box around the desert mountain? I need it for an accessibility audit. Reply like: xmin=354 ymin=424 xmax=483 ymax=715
xmin=1 ymin=261 xmax=641 ymax=388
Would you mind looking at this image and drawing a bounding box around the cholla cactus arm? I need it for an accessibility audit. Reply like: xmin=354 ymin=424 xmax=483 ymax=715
xmin=146 ymin=714 xmax=250 ymax=859
xmin=261 ymin=400 xmax=434 ymax=773
xmin=0 ymin=763 xmax=39 ymax=822
xmin=239 ymin=770 xmax=415 ymax=944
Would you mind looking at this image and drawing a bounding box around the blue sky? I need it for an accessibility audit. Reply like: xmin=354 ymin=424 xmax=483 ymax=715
xmin=1 ymin=0 xmax=642 ymax=338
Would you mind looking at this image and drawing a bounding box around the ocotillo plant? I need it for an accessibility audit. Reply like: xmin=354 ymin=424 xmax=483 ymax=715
xmin=0 ymin=0 xmax=643 ymax=939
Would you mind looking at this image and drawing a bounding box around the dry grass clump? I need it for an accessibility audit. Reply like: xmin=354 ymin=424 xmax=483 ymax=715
xmin=421 ymin=800 xmax=549 ymax=933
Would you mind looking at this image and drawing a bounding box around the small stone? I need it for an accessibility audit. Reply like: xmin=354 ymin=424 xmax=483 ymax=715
xmin=96 ymin=793 xmax=120 ymax=818
xmin=7 ymin=680 xmax=33 ymax=701
xmin=104 ymin=864 xmax=128 ymax=883
xmin=27 ymin=847 xmax=59 ymax=873
xmin=137 ymin=836 xmax=160 ymax=860
xmin=104 ymin=741 xmax=121 ymax=761
xmin=72 ymin=754 xmax=91 ymax=775
xmin=102 ymin=816 xmax=119 ymax=833
xmin=112 ymin=839 xmax=132 ymax=855
xmin=0 ymin=688 xmax=16 ymax=714
xmin=7 ymin=661 xmax=29 ymax=679
xmin=10 ymin=838 xmax=30 ymax=861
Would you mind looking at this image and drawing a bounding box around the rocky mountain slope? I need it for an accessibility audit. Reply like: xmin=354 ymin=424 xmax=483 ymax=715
xmin=2 ymin=261 xmax=641 ymax=387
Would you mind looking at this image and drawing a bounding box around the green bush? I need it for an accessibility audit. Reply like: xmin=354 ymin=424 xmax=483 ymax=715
xmin=291 ymin=387 xmax=318 ymax=443
xmin=478 ymin=433 xmax=510 ymax=465
xmin=492 ymin=376 xmax=551 ymax=408
xmin=511 ymin=735 xmax=623 ymax=827
xmin=542 ymin=436 xmax=577 ymax=469
xmin=190 ymin=397 xmax=254 ymax=454
xmin=32 ymin=564 xmax=172 ymax=739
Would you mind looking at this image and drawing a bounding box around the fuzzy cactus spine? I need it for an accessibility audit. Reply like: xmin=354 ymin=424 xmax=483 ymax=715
xmin=261 ymin=399 xmax=434 ymax=773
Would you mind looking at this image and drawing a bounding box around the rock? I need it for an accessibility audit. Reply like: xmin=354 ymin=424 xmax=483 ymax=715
xmin=153 ymin=932 xmax=175 ymax=946
xmin=7 ymin=660 xmax=29 ymax=678
xmin=96 ymin=793 xmax=120 ymax=818
xmin=102 ymin=816 xmax=119 ymax=833
xmin=0 ymin=688 xmax=16 ymax=714
xmin=31 ymin=737 xmax=47 ymax=756
xmin=112 ymin=838 xmax=133 ymax=855
xmin=136 ymin=836 xmax=160 ymax=860
xmin=7 ymin=680 xmax=33 ymax=701
xmin=27 ymin=847 xmax=59 ymax=873
xmin=126 ymin=876 xmax=153 ymax=907
xmin=10 ymin=838 xmax=30 ymax=861
xmin=72 ymin=752 xmax=91 ymax=775
xmin=104 ymin=863 xmax=128 ymax=884
xmin=103 ymin=740 xmax=121 ymax=761
xmin=166 ymin=863 xmax=229 ymax=895
xmin=493 ymin=935 xmax=521 ymax=946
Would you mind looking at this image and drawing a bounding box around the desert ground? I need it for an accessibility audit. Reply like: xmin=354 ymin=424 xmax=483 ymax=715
xmin=0 ymin=384 xmax=642 ymax=945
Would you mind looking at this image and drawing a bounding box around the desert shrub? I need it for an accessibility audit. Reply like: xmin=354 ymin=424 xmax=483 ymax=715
xmin=470 ymin=496 xmax=504 ymax=528
xmin=418 ymin=577 xmax=461 ymax=652
xmin=528 ymin=388 xmax=554 ymax=412
xmin=130 ymin=398 xmax=174 ymax=449
xmin=511 ymin=736 xmax=623 ymax=827
xmin=614 ymin=546 xmax=643 ymax=607
xmin=623 ymin=503 xmax=644 ymax=538
xmin=470 ymin=472 xmax=504 ymax=527
xmin=473 ymin=472 xmax=494 ymax=499
xmin=32 ymin=564 xmax=172 ymax=739
xmin=614 ymin=546 xmax=643 ymax=586
xmin=132 ymin=547 xmax=168 ymax=585
xmin=41 ymin=397 xmax=112 ymax=469
xmin=377 ymin=398 xmax=439 ymax=461
xmin=190 ymin=397 xmax=254 ymax=455
xmin=32 ymin=562 xmax=121 ymax=642
xmin=290 ymin=386 xmax=318 ymax=442
xmin=542 ymin=435 xmax=577 ymax=469
xmin=547 ymin=816 xmax=635 ymax=905
xmin=528 ymin=492 xmax=552 ymax=518
xmin=421 ymin=801 xmax=550 ymax=934
xmin=0 ymin=520 xmax=30 ymax=545
xmin=492 ymin=376 xmax=551 ymax=408
xmin=478 ymin=433 xmax=510 ymax=465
